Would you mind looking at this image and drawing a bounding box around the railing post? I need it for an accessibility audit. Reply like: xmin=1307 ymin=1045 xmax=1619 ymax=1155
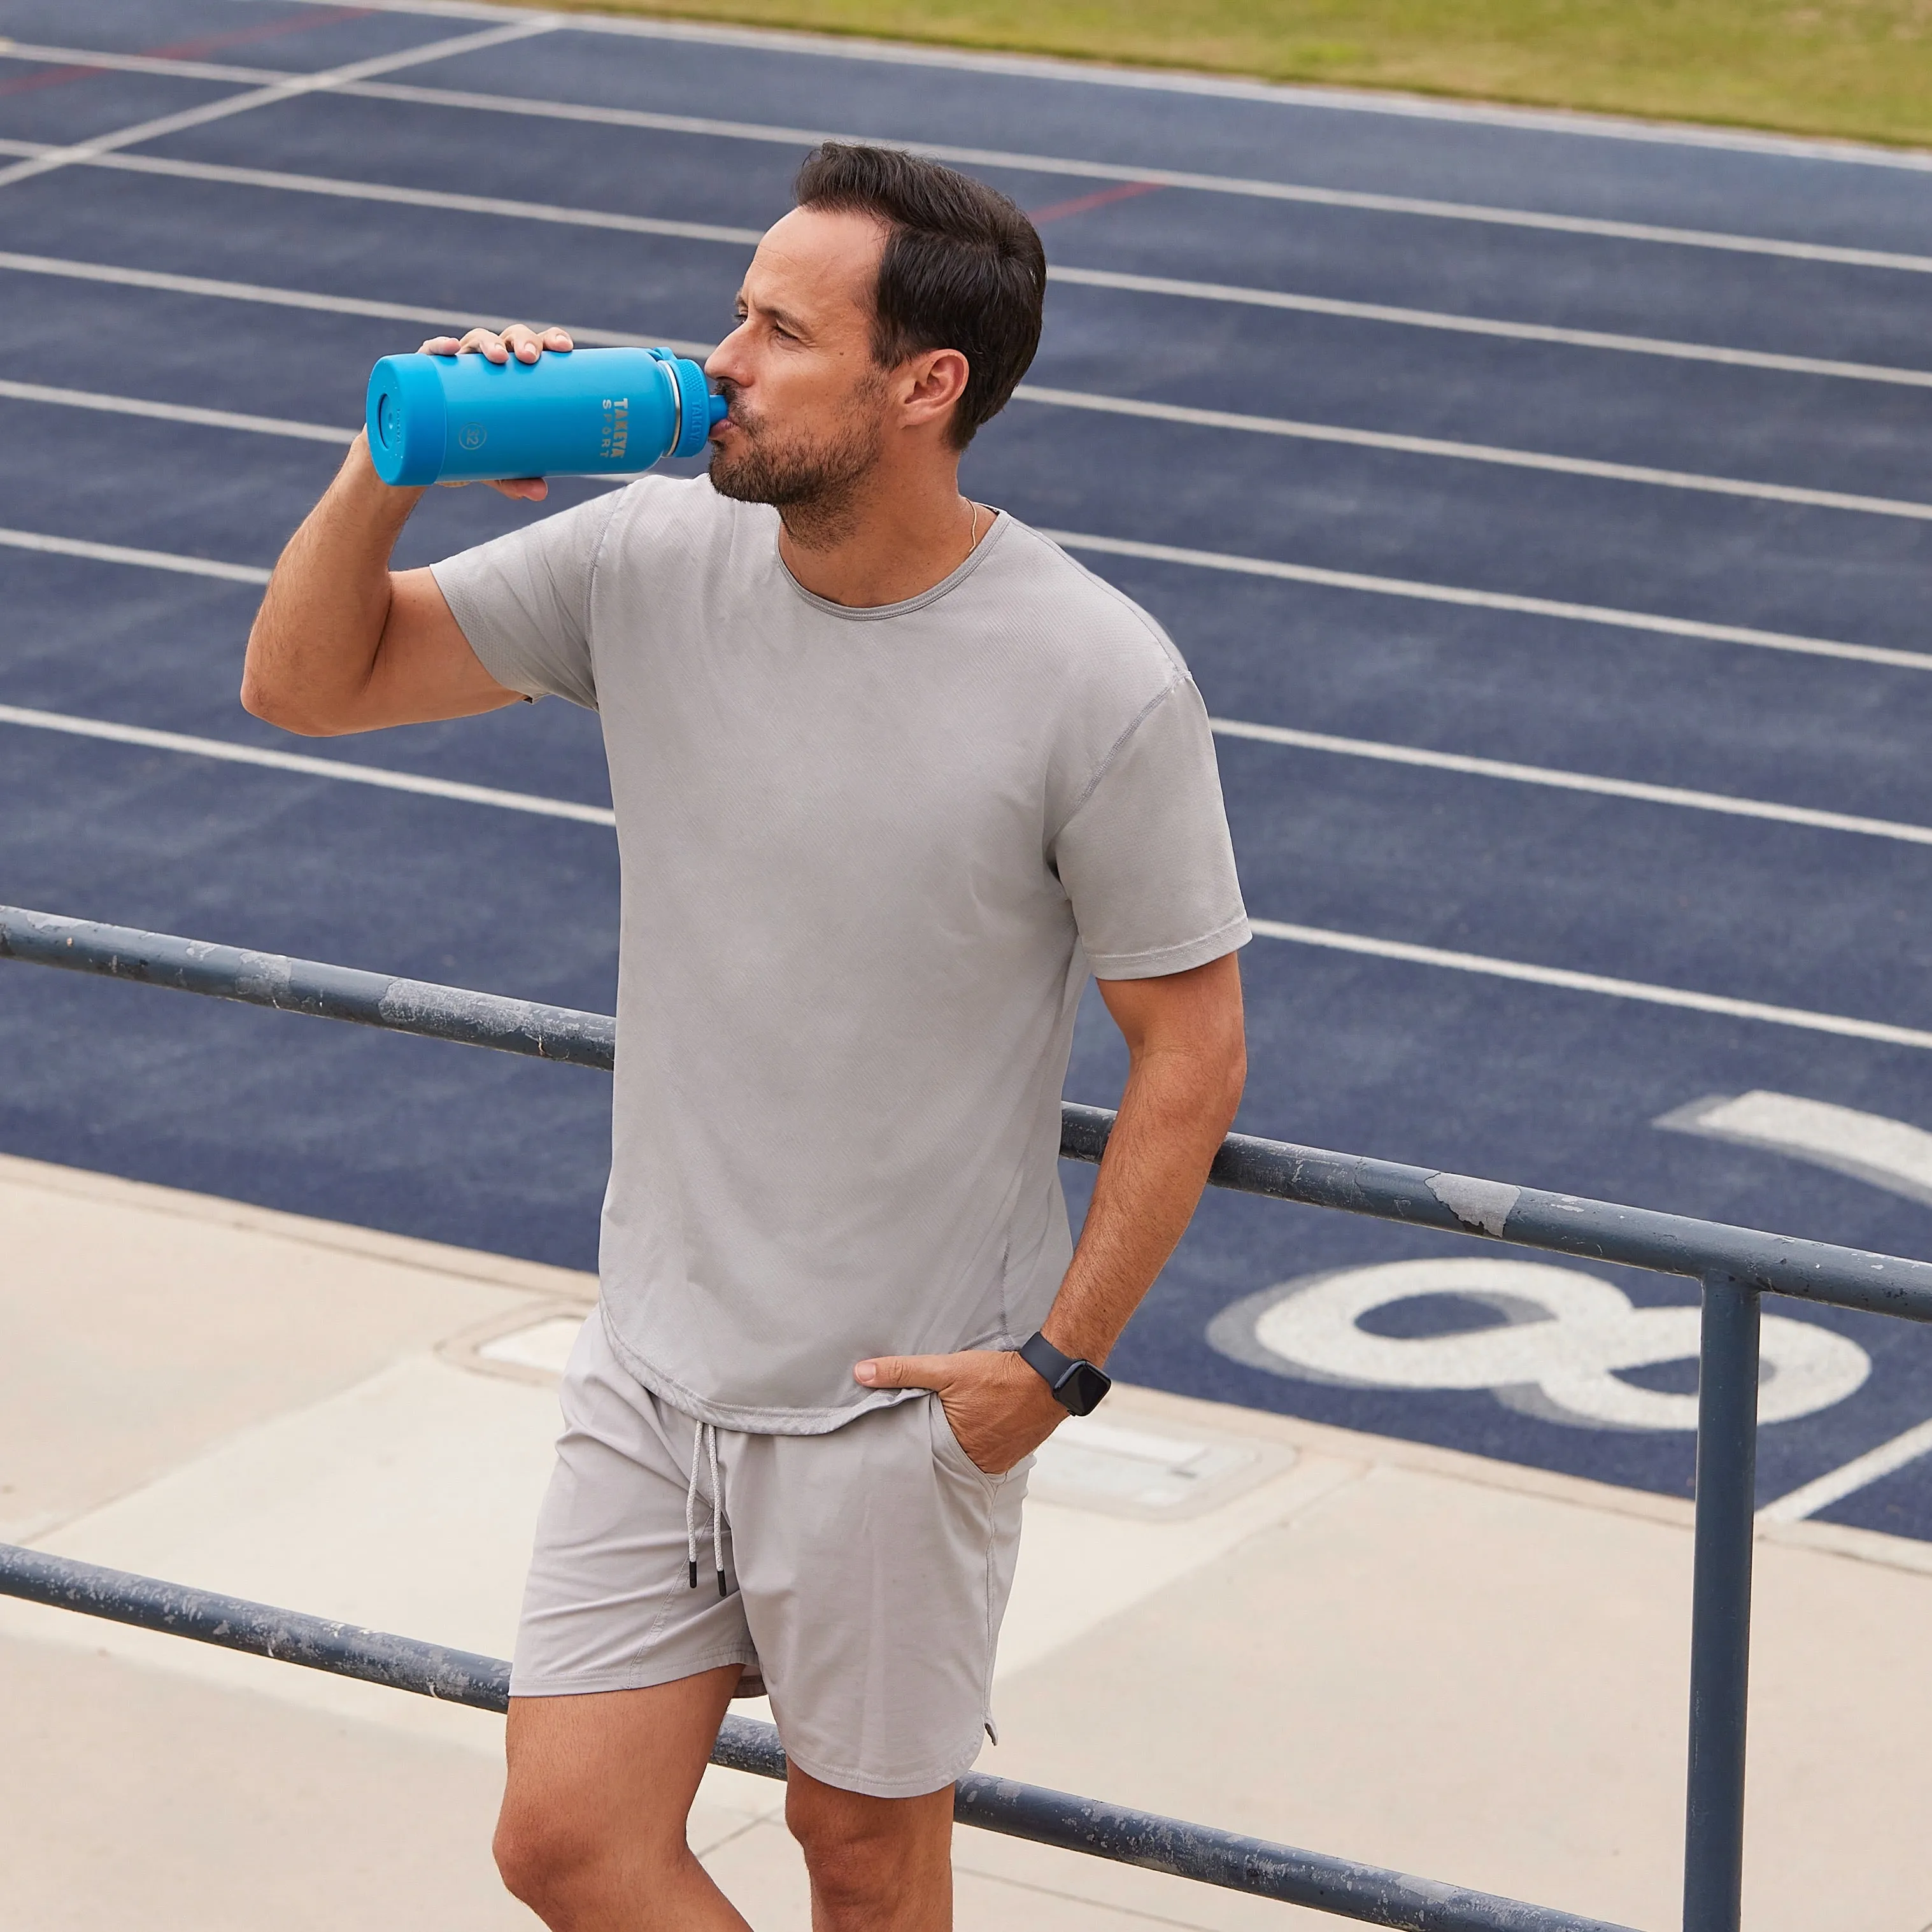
xmin=1682 ymin=1270 xmax=1761 ymax=1932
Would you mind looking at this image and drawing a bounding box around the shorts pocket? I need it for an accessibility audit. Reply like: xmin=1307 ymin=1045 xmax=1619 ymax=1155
xmin=927 ymin=1394 xmax=996 ymax=1486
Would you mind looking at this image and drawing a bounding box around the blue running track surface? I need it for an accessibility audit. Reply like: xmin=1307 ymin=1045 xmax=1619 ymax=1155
xmin=4 ymin=0 xmax=1931 ymax=1538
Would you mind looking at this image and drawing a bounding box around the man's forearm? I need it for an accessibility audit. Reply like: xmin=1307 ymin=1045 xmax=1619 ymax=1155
xmin=241 ymin=434 xmax=424 ymax=732
xmin=1041 ymin=1035 xmax=1242 ymax=1365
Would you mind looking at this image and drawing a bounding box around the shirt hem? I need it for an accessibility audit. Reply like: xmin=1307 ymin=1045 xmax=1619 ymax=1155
xmin=598 ymin=1304 xmax=927 ymax=1435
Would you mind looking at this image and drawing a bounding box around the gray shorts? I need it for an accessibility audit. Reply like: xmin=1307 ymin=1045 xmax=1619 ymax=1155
xmin=512 ymin=1311 xmax=1031 ymax=1798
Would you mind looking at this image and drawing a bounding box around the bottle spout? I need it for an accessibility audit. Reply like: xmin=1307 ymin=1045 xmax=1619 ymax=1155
xmin=651 ymin=346 xmax=722 ymax=458
xmin=707 ymin=392 xmax=729 ymax=427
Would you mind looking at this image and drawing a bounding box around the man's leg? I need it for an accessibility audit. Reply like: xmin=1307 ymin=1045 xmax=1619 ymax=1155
xmin=784 ymin=1763 xmax=953 ymax=1932
xmin=495 ymin=1665 xmax=748 ymax=1932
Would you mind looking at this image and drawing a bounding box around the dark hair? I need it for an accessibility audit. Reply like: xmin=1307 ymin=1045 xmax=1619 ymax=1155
xmin=793 ymin=142 xmax=1046 ymax=450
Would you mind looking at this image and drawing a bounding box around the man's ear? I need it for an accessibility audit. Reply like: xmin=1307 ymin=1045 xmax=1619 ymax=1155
xmin=897 ymin=348 xmax=970 ymax=430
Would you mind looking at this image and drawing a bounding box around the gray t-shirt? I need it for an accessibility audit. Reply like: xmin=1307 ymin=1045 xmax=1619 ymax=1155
xmin=434 ymin=476 xmax=1248 ymax=1432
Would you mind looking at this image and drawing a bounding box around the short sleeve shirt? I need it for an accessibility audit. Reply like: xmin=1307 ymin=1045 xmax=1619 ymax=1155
xmin=434 ymin=477 xmax=1248 ymax=1431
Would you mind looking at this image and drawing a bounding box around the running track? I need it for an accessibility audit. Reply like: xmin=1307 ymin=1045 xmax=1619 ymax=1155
xmin=4 ymin=0 xmax=1931 ymax=1533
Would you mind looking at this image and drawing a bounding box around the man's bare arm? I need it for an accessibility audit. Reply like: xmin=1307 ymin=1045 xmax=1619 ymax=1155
xmin=240 ymin=324 xmax=568 ymax=737
xmin=853 ymin=950 xmax=1247 ymax=1472
xmin=1034 ymin=953 xmax=1247 ymax=1363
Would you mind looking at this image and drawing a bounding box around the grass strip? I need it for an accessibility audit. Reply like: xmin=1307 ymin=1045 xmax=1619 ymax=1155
xmin=510 ymin=0 xmax=1932 ymax=150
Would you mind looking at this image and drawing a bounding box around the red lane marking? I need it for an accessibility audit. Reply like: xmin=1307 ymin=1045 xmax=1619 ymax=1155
xmin=148 ymin=6 xmax=378 ymax=63
xmin=1027 ymin=180 xmax=1164 ymax=225
xmin=0 ymin=7 xmax=376 ymax=99
xmin=0 ymin=62 xmax=112 ymax=98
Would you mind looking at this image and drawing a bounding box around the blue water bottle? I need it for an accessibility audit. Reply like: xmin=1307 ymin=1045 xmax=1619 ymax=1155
xmin=364 ymin=344 xmax=727 ymax=486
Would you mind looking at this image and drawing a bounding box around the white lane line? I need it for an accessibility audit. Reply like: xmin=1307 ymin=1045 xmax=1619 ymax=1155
xmin=1248 ymin=920 xmax=1932 ymax=1053
xmin=0 ymin=245 xmax=482 ymax=326
xmin=0 ymin=247 xmax=706 ymax=355
xmin=0 ymin=20 xmax=552 ymax=193
xmin=0 ymin=43 xmax=297 ymax=86
xmin=218 ymin=0 xmax=1932 ymax=169
xmin=0 ymin=703 xmax=615 ymax=825
xmin=1046 ymin=266 xmax=1932 ymax=389
xmin=1047 ymin=530 xmax=1932 ymax=674
xmin=11 ymin=693 xmax=1929 ymax=1052
xmin=6 ymin=109 xmax=1919 ymax=386
xmin=3 ymin=274 xmax=1919 ymax=525
xmin=0 ymin=378 xmax=352 ymax=444
xmin=1017 ymin=385 xmax=1932 ymax=522
xmin=1758 ymin=1419 xmax=1932 ymax=1525
xmin=11 ymin=144 xmax=764 ymax=249
xmin=0 ymin=527 xmax=269 ymax=583
xmin=1211 ymin=719 xmax=1932 ymax=848
xmin=17 ymin=30 xmax=1932 ymax=272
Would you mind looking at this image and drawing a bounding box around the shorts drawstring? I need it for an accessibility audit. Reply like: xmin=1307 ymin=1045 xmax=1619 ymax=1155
xmin=685 ymin=1419 xmax=726 ymax=1598
xmin=709 ymin=1424 xmax=724 ymax=1598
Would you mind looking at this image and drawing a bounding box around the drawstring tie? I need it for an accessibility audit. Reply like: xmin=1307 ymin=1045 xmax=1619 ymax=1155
xmin=686 ymin=1420 xmax=725 ymax=1598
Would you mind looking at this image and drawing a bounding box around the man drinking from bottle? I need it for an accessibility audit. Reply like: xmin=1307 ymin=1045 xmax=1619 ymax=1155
xmin=243 ymin=141 xmax=1249 ymax=1932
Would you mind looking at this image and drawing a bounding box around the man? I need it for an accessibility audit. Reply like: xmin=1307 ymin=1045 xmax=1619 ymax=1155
xmin=243 ymin=143 xmax=1247 ymax=1931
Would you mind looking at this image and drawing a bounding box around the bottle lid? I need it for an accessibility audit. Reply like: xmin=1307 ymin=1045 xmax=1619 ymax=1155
xmin=365 ymin=354 xmax=448 ymax=487
xmin=650 ymin=347 xmax=723 ymax=460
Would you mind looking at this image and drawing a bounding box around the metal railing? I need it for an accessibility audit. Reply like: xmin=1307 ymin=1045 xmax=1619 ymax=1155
xmin=5 ymin=902 xmax=1929 ymax=1932
xmin=0 ymin=1543 xmax=1609 ymax=1932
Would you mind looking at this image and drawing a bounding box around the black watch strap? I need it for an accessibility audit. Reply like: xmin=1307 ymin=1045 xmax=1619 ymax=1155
xmin=1017 ymin=1330 xmax=1112 ymax=1416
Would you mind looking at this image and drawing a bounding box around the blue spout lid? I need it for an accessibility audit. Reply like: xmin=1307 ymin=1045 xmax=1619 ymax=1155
xmin=649 ymin=346 xmax=723 ymax=460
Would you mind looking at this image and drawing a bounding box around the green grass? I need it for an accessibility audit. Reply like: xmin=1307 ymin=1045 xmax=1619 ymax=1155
xmin=513 ymin=0 xmax=1932 ymax=148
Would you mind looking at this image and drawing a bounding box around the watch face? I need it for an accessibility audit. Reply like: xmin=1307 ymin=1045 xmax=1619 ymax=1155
xmin=1060 ymin=1361 xmax=1112 ymax=1416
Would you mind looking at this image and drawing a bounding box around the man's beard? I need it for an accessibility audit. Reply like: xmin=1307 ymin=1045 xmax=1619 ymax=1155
xmin=707 ymin=383 xmax=886 ymax=549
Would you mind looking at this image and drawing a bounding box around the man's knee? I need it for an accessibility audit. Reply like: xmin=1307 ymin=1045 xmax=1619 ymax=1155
xmin=495 ymin=1797 xmax=679 ymax=1921
xmin=789 ymin=1824 xmax=890 ymax=1914
xmin=493 ymin=1800 xmax=597 ymax=1915
xmin=786 ymin=1776 xmax=951 ymax=1916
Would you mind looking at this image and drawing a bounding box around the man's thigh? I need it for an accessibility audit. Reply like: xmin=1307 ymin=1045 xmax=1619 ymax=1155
xmin=501 ymin=1668 xmax=744 ymax=1861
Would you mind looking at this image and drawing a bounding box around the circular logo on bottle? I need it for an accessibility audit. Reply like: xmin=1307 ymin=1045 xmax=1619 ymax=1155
xmin=458 ymin=422 xmax=487 ymax=450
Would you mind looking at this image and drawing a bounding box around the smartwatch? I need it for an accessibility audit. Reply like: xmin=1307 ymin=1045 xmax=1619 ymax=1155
xmin=1017 ymin=1331 xmax=1112 ymax=1416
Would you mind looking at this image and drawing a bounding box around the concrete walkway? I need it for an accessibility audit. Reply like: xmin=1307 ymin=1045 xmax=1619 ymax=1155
xmin=3 ymin=1151 xmax=1929 ymax=1932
